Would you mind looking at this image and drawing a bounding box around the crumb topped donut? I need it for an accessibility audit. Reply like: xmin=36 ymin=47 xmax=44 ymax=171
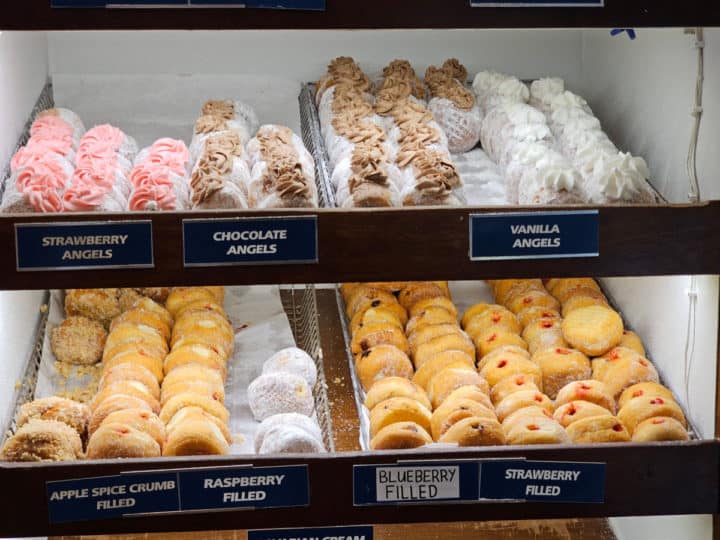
xmin=51 ymin=316 xmax=107 ymax=365
xmin=86 ymin=422 xmax=161 ymax=459
xmin=1 ymin=419 xmax=84 ymax=461
xmin=17 ymin=397 xmax=89 ymax=441
xmin=247 ymin=372 xmax=314 ymax=421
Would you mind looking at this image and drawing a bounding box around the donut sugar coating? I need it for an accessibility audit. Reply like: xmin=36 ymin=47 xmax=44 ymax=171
xmin=561 ymin=287 xmax=608 ymax=317
xmin=618 ymin=382 xmax=675 ymax=411
xmin=438 ymin=416 xmax=506 ymax=446
xmin=461 ymin=303 xmax=495 ymax=329
xmin=474 ymin=329 xmax=528 ymax=360
xmin=601 ymin=356 xmax=660 ymax=400
xmin=522 ymin=318 xmax=567 ymax=355
xmin=51 ymin=316 xmax=108 ymax=366
xmin=565 ymin=415 xmax=631 ymax=443
xmin=408 ymin=323 xmax=463 ymax=354
xmin=91 ymin=380 xmax=161 ymax=414
xmin=428 ymin=367 xmax=490 ymax=409
xmin=1 ymin=419 xmax=83 ymax=461
xmin=247 ymin=372 xmax=314 ymax=421
xmin=163 ymin=418 xmax=230 ymax=457
xmin=494 ymin=279 xmax=544 ymax=306
xmin=591 ymin=346 xmax=643 ymax=381
xmin=161 ymin=380 xmax=225 ymax=407
xmin=478 ymin=345 xmax=530 ymax=372
xmin=163 ymin=344 xmax=228 ymax=379
xmin=505 ymin=416 xmax=570 ymax=446
xmin=99 ymin=362 xmax=161 ymax=400
xmin=495 ymin=390 xmax=553 ymax=423
xmin=430 ymin=397 xmax=496 ymax=440
xmin=105 ymin=322 xmax=168 ymax=354
xmin=505 ymin=290 xmax=560 ymax=316
xmin=262 ymin=347 xmax=318 ymax=387
xmin=89 ymin=395 xmax=154 ymax=437
xmin=618 ymin=330 xmax=646 ymax=356
xmin=464 ymin=307 xmax=521 ymax=340
xmin=516 ymin=306 xmax=561 ymax=329
xmin=102 ymin=348 xmax=166 ymax=382
xmin=554 ymin=380 xmax=616 ymax=414
xmin=351 ymin=323 xmax=410 ymax=357
xmin=547 ymin=278 xmax=601 ymax=303
xmin=490 ymin=374 xmax=540 ymax=405
xmin=561 ymin=305 xmax=624 ymax=357
xmin=479 ymin=355 xmax=542 ymax=389
xmin=110 ymin=309 xmax=171 ymax=342
xmin=159 ymin=392 xmax=230 ymax=425
xmin=351 ymin=307 xmax=404 ymax=336
xmin=414 ymin=333 xmax=475 ymax=368
xmin=532 ymin=346 xmax=591 ymax=400
xmin=166 ymin=406 xmax=231 ymax=444
xmin=631 ymin=416 xmax=689 ymax=442
xmin=17 ymin=396 xmax=89 ymax=440
xmin=101 ymin=408 xmax=166 ymax=448
xmin=87 ymin=422 xmax=161 ymax=459
xmin=255 ymin=413 xmax=324 ymax=453
xmin=412 ymin=351 xmax=475 ymax=391
xmin=369 ymin=397 xmax=432 ymax=438
xmin=346 ymin=288 xmax=402 ymax=320
xmin=259 ymin=424 xmax=326 ymax=454
xmin=617 ymin=396 xmax=687 ymax=435
xmin=370 ymin=421 xmax=433 ymax=451
xmin=365 ymin=377 xmax=431 ymax=411
xmin=409 ymin=296 xmax=458 ymax=320
xmin=162 ymin=364 xmax=223 ymax=389
xmin=165 ymin=287 xmax=216 ymax=318
xmin=398 ymin=282 xmax=450 ymax=311
xmin=406 ymin=308 xmax=458 ymax=336
xmin=553 ymin=400 xmax=614 ymax=428
xmin=355 ymin=344 xmax=414 ymax=392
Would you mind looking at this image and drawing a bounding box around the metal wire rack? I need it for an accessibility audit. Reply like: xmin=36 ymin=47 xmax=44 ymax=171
xmin=298 ymin=84 xmax=336 ymax=208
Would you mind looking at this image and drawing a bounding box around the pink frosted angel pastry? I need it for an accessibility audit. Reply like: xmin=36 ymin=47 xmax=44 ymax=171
xmin=1 ymin=161 xmax=68 ymax=213
xmin=79 ymin=124 xmax=138 ymax=164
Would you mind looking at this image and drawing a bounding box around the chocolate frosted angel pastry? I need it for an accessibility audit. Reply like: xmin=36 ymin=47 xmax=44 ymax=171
xmin=397 ymin=148 xmax=462 ymax=206
xmin=202 ymin=99 xmax=259 ymax=137
xmin=246 ymin=125 xmax=318 ymax=208
xmin=190 ymin=144 xmax=249 ymax=210
xmin=378 ymin=59 xmax=426 ymax=101
xmin=334 ymin=146 xmax=400 ymax=207
xmin=190 ymin=111 xmax=253 ymax=162
xmin=316 ymin=57 xmax=373 ymax=105
xmin=425 ymin=60 xmax=482 ymax=153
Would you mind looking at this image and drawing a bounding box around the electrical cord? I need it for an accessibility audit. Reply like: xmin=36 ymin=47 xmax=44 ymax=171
xmin=685 ymin=27 xmax=704 ymax=203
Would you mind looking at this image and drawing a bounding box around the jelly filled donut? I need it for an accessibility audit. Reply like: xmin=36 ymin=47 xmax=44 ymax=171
xmin=247 ymin=372 xmax=314 ymax=421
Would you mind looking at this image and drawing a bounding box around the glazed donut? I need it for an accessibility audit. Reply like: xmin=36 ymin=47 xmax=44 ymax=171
xmin=442 ymin=385 xmax=494 ymax=412
xmin=350 ymin=307 xmax=404 ymax=336
xmin=91 ymin=380 xmax=161 ymax=414
xmin=490 ymin=374 xmax=540 ymax=405
xmin=561 ymin=305 xmax=624 ymax=357
xmin=565 ymin=415 xmax=631 ymax=443
xmin=103 ymin=342 xmax=167 ymax=374
xmin=247 ymin=372 xmax=314 ymax=421
xmin=162 ymin=364 xmax=224 ymax=388
xmin=174 ymin=299 xmax=228 ymax=322
xmin=102 ymin=351 xmax=164 ymax=383
xmin=560 ymin=287 xmax=608 ymax=317
xmin=479 ymin=355 xmax=542 ymax=389
xmin=98 ymin=362 xmax=161 ymax=400
xmin=505 ymin=290 xmax=560 ymax=316
xmin=532 ymin=347 xmax=591 ymax=399
xmin=438 ymin=416 xmax=506 ymax=446
xmin=505 ymin=416 xmax=570 ymax=445
xmin=409 ymin=296 xmax=458 ymax=320
xmin=163 ymin=344 xmax=227 ymax=379
xmin=87 ymin=422 xmax=161 ymax=459
xmin=165 ymin=287 xmax=217 ymax=318
xmin=105 ymin=322 xmax=168 ymax=355
xmin=255 ymin=413 xmax=323 ymax=452
xmin=495 ymin=390 xmax=553 ymax=423
xmin=553 ymin=400 xmax=614 ymax=428
xmin=522 ymin=319 xmax=567 ymax=355
xmin=351 ymin=323 xmax=410 ymax=357
xmin=477 ymin=345 xmax=531 ymax=372
xmin=406 ymin=308 xmax=459 ymax=336
xmin=618 ymin=382 xmax=675 ymax=411
xmin=163 ymin=418 xmax=230 ymax=456
xmin=171 ymin=327 xmax=234 ymax=361
xmin=554 ymin=380 xmax=616 ymax=414
xmin=370 ymin=421 xmax=433 ymax=450
xmin=601 ymin=356 xmax=659 ymax=400
xmin=17 ymin=397 xmax=89 ymax=440
xmin=125 ymin=296 xmax=173 ymax=328
xmin=369 ymin=397 xmax=432 ymax=438
xmin=430 ymin=397 xmax=497 ymax=440
xmin=413 ymin=333 xmax=475 ymax=368
xmin=173 ymin=312 xmax=233 ymax=344
xmin=89 ymin=395 xmax=153 ymax=437
xmin=474 ymin=329 xmax=528 ymax=359
xmin=365 ymin=377 xmax=432 ymax=411
xmin=0 ymin=419 xmax=83 ymax=461
xmin=516 ymin=306 xmax=561 ymax=329
xmin=632 ymin=416 xmax=689 ymax=442
xmin=398 ymin=282 xmax=450 ymax=311
xmin=159 ymin=392 xmax=231 ymax=425
xmin=161 ymin=380 xmax=225 ymax=407
xmin=355 ymin=344 xmax=414 ymax=391
xmin=427 ymin=367 xmax=490 ymax=409
xmin=101 ymin=408 xmax=166 ymax=448
xmin=617 ymin=396 xmax=686 ymax=435
xmin=408 ymin=323 xmax=463 ymax=353
xmin=259 ymin=424 xmax=326 ymax=454
xmin=463 ymin=307 xmax=521 ymax=340
xmin=50 ymin=316 xmax=107 ymax=365
xmin=165 ymin=406 xmax=232 ymax=444
xmin=110 ymin=309 xmax=171 ymax=342
xmin=618 ymin=330 xmax=646 ymax=356
xmin=412 ymin=351 xmax=475 ymax=391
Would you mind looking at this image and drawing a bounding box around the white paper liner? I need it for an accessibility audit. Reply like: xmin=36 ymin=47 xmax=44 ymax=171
xmin=37 ymin=286 xmax=315 ymax=456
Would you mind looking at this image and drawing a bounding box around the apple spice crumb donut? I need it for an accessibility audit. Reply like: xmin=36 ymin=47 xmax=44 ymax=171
xmin=110 ymin=309 xmax=171 ymax=343
xmin=565 ymin=415 xmax=630 ymax=443
xmin=99 ymin=362 xmax=161 ymax=400
xmin=617 ymin=395 xmax=687 ymax=435
xmin=163 ymin=418 xmax=230 ymax=457
xmin=89 ymin=395 xmax=154 ymax=437
xmin=355 ymin=344 xmax=414 ymax=391
xmin=561 ymin=305 xmax=624 ymax=357
xmin=369 ymin=397 xmax=432 ymax=438
xmin=247 ymin=373 xmax=314 ymax=421
xmin=516 ymin=306 xmax=561 ymax=329
xmin=17 ymin=397 xmax=89 ymax=441
xmin=490 ymin=374 xmax=540 ymax=405
xmin=553 ymin=400 xmax=614 ymax=428
xmin=87 ymin=422 xmax=161 ymax=459
xmin=164 ymin=344 xmax=228 ymax=379
xmin=438 ymin=416 xmax=505 ymax=446
xmin=495 ymin=390 xmax=553 ymax=423
xmin=1 ymin=419 xmax=84 ymax=461
xmin=560 ymin=287 xmax=608 ymax=317
xmin=474 ymin=329 xmax=528 ymax=360
xmin=412 ymin=351 xmax=475 ymax=391
xmin=365 ymin=377 xmax=431 ymax=411
xmin=601 ymin=356 xmax=660 ymax=400
xmin=406 ymin=309 xmax=459 ymax=336
xmin=414 ymin=333 xmax=475 ymax=368
xmin=101 ymin=408 xmax=166 ymax=448
xmin=408 ymin=324 xmax=465 ymax=355
xmin=259 ymin=424 xmax=326 ymax=454
xmin=350 ymin=307 xmax=404 ymax=336
xmin=464 ymin=307 xmax=521 ymax=340
xmin=505 ymin=290 xmax=561 ymax=316
xmin=255 ymin=413 xmax=323 ymax=452
xmin=65 ymin=288 xmax=121 ymax=328
xmin=370 ymin=421 xmax=433 ymax=450
xmin=51 ymin=316 xmax=108 ymax=366
xmin=430 ymin=397 xmax=497 ymax=440
xmin=618 ymin=330 xmax=646 ymax=356
xmin=631 ymin=416 xmax=689 ymax=442
xmin=166 ymin=406 xmax=232 ymax=444
xmin=548 ymin=278 xmax=601 ymax=303
xmin=522 ymin=318 xmax=567 ymax=355
xmin=161 ymin=380 xmax=225 ymax=407
xmin=554 ymin=380 xmax=616 ymax=414
xmin=90 ymin=380 xmax=161 ymax=414
xmin=351 ymin=323 xmax=410 ymax=357
xmin=442 ymin=385 xmax=494 ymax=412
xmin=618 ymin=382 xmax=676 ymax=411
xmin=410 ymin=296 xmax=458 ymax=320
xmin=427 ymin=367 xmax=490 ymax=409
xmin=398 ymin=282 xmax=450 ymax=311
xmin=479 ymin=355 xmax=542 ymax=389
xmin=102 ymin=352 xmax=165 ymax=383
xmin=532 ymin=347 xmax=591 ymax=399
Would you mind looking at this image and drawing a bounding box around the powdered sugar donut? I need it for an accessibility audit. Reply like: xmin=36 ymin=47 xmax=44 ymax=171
xmin=259 ymin=424 xmax=326 ymax=454
xmin=262 ymin=347 xmax=318 ymax=387
xmin=254 ymin=412 xmax=323 ymax=452
xmin=248 ymin=372 xmax=314 ymax=421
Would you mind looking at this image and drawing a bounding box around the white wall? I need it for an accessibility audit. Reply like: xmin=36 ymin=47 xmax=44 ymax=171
xmin=0 ymin=32 xmax=49 ymax=171
xmin=580 ymin=28 xmax=720 ymax=203
xmin=611 ymin=515 xmax=713 ymax=540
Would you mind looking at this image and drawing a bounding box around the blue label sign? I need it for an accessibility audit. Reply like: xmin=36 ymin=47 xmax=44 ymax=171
xmin=471 ymin=0 xmax=603 ymax=6
xmin=249 ymin=526 xmax=373 ymax=540
xmin=46 ymin=472 xmax=179 ymax=524
xmin=354 ymin=462 xmax=479 ymax=506
xmin=178 ymin=465 xmax=309 ymax=510
xmin=480 ymin=460 xmax=605 ymax=503
xmin=15 ymin=221 xmax=154 ymax=271
xmin=183 ymin=216 xmax=318 ymax=267
xmin=469 ymin=210 xmax=599 ymax=261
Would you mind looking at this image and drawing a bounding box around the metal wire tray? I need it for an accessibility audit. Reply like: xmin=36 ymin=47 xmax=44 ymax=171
xmin=2 ymin=285 xmax=335 ymax=454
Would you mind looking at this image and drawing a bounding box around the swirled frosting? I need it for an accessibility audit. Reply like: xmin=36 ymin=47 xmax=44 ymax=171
xmin=30 ymin=116 xmax=74 ymax=141
xmin=202 ymin=100 xmax=235 ymax=120
xmin=195 ymin=115 xmax=229 ymax=135
xmin=550 ymin=91 xmax=590 ymax=113
xmin=442 ymin=58 xmax=468 ymax=82
xmin=129 ymin=182 xmax=178 ymax=211
xmin=81 ymin=124 xmax=126 ymax=152
xmin=590 ymin=152 xmax=651 ymax=201
xmin=503 ymin=103 xmax=547 ymax=126
xmin=206 ymin=132 xmax=245 ymax=158
xmin=530 ymin=77 xmax=565 ymax=105
xmin=63 ymin=178 xmax=111 ymax=212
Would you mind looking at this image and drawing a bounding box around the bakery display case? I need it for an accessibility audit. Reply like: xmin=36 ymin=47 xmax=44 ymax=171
xmin=0 ymin=1 xmax=719 ymax=539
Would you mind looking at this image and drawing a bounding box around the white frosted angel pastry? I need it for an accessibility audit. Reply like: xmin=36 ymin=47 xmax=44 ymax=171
xmin=473 ymin=71 xmax=530 ymax=114
xmin=529 ymin=78 xmax=565 ymax=114
xmin=516 ymin=151 xmax=584 ymax=205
